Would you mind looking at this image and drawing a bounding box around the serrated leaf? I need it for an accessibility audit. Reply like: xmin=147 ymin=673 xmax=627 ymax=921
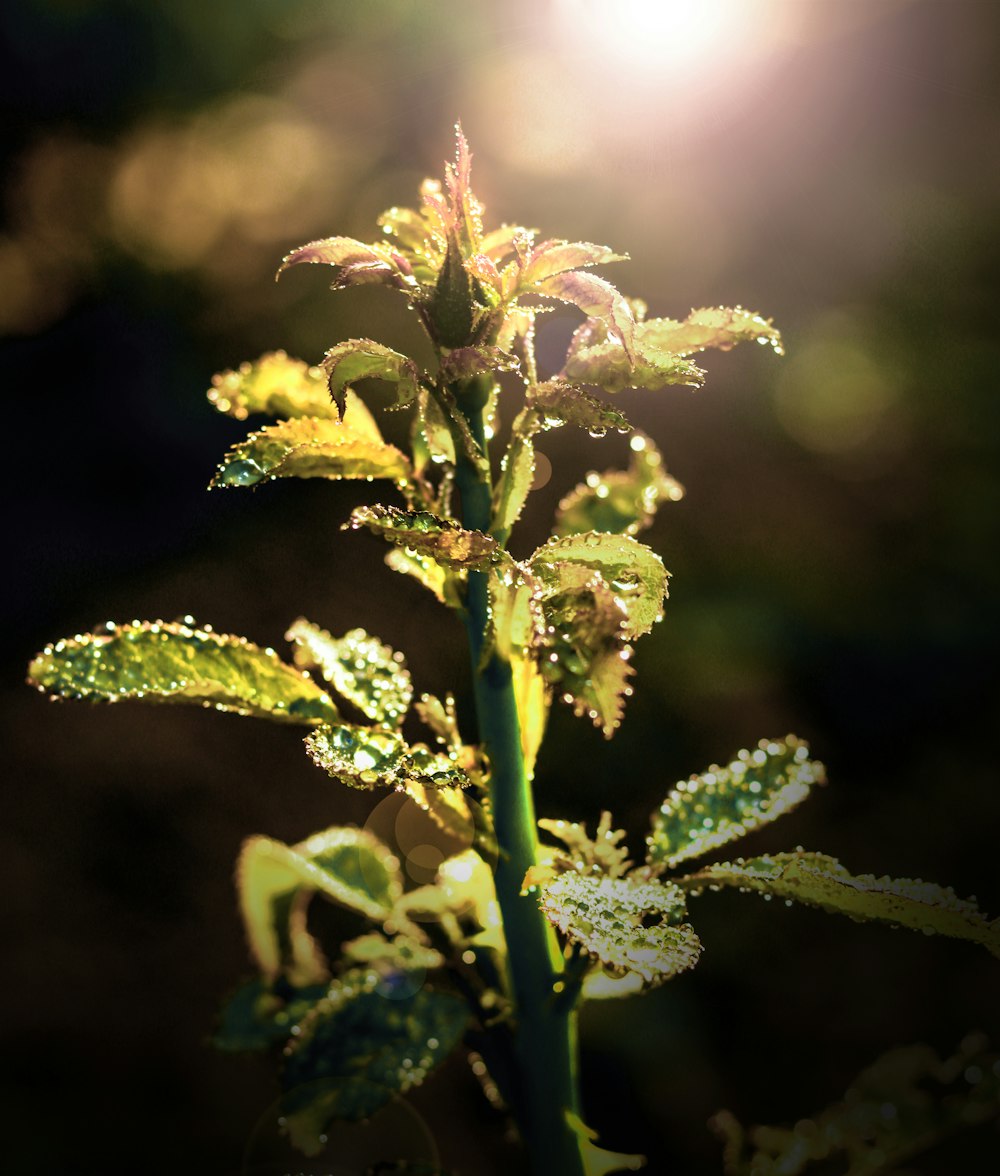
xmin=491 ymin=433 xmax=535 ymax=536
xmin=713 ymin=1036 xmax=1000 ymax=1176
xmin=511 ymin=646 xmax=551 ymax=779
xmin=537 ymin=873 xmax=700 ymax=987
xmin=211 ymin=414 xmax=410 ymax=488
xmin=535 ymin=271 xmax=636 ymax=362
xmin=439 ymin=344 xmax=519 ymax=383
xmin=323 ymin=339 xmax=424 ymax=413
xmin=539 ymin=811 xmax=632 ymax=880
xmin=401 ymin=783 xmax=476 ymax=849
xmin=480 ymin=223 xmax=533 ymax=262
xmin=280 ymin=970 xmax=469 ymax=1156
xmin=527 ymin=380 xmax=631 ymax=436
xmin=278 ymin=236 xmax=398 ymax=279
xmin=237 ymin=828 xmax=403 ymax=985
xmin=384 ymin=547 xmax=465 ymax=609
xmin=416 ymin=388 xmax=456 ymax=465
xmin=28 ymin=620 xmax=338 ymax=725
xmin=341 ymin=931 xmax=444 ymax=973
xmin=648 ymin=736 xmax=826 ymax=871
xmin=287 ymin=619 xmax=412 ymax=727
xmin=346 ymin=505 xmax=499 ymax=570
xmin=680 ymin=852 xmax=1000 ymax=957
xmin=642 ymin=306 xmax=783 ymax=358
xmin=413 ymin=692 xmax=462 ymax=750
xmin=214 ymin=977 xmax=328 ymax=1052
xmin=555 ymin=431 xmax=684 ymax=538
xmin=518 ymin=240 xmax=628 ymax=289
xmin=564 ymin=334 xmax=705 ymax=394
xmin=530 ymin=532 xmax=668 ymax=640
xmin=207 ymin=350 xmax=341 ymax=421
xmin=306 ymin=722 xmax=471 ymax=791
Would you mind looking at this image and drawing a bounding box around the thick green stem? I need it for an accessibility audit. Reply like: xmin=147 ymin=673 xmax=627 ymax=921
xmin=453 ymin=380 xmax=586 ymax=1176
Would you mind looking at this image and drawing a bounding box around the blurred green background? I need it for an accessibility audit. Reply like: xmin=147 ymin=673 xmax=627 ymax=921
xmin=5 ymin=0 xmax=999 ymax=1171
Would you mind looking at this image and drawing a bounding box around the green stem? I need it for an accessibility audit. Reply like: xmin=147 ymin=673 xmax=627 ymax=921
xmin=453 ymin=379 xmax=586 ymax=1176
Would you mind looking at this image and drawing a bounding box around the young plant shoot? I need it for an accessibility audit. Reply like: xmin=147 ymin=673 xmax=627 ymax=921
xmin=29 ymin=130 xmax=1000 ymax=1176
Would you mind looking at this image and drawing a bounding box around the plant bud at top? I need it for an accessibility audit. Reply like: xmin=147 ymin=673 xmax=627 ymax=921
xmin=429 ymin=233 xmax=476 ymax=349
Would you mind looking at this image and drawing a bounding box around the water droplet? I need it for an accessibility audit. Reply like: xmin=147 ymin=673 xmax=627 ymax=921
xmin=218 ymin=458 xmax=263 ymax=487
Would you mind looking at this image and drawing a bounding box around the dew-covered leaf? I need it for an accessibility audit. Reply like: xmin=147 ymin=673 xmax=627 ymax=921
xmin=491 ymin=432 xmax=535 ymax=536
xmin=323 ymin=339 xmax=424 ymax=413
xmin=518 ymin=240 xmax=628 ymax=288
xmin=539 ymin=811 xmax=632 ymax=880
xmin=648 ymin=736 xmax=826 ymax=871
xmin=530 ymin=532 xmax=668 ymax=640
xmin=439 ymin=344 xmax=519 ymax=383
xmin=555 ymin=431 xmax=683 ymax=539
xmin=341 ymin=931 xmax=444 ymax=973
xmin=28 ymin=620 xmax=338 ymax=725
xmin=211 ymin=414 xmax=410 ymax=488
xmin=208 ymin=351 xmax=342 ymax=421
xmin=526 ymin=380 xmax=631 ymax=436
xmin=713 ymin=1035 xmax=1000 ymax=1176
xmin=384 ymin=547 xmax=464 ymax=609
xmin=413 ymin=692 xmax=462 ymax=750
xmin=278 ymin=236 xmax=397 ymax=279
xmin=286 ymin=619 xmax=412 ymax=728
xmin=237 ymin=828 xmax=403 ymax=985
xmin=680 ymin=852 xmax=1000 ymax=956
xmin=306 ymin=722 xmax=472 ymax=791
xmin=346 ymin=505 xmax=499 ymax=570
xmin=535 ymin=271 xmax=636 ymax=361
xmin=280 ymin=969 xmax=469 ymax=1155
xmin=214 ymin=976 xmax=328 ymax=1052
xmin=480 ymin=223 xmax=533 ymax=262
xmin=563 ymin=333 xmax=705 ymax=394
xmin=416 ymin=388 xmax=456 ymax=465
xmin=536 ymin=873 xmax=700 ymax=987
xmin=642 ymin=306 xmax=783 ymax=358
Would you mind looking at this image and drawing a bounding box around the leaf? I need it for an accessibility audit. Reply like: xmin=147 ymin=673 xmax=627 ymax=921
xmin=439 ymin=344 xmax=519 ymax=383
xmin=555 ymin=431 xmax=684 ymax=538
xmin=712 ymin=1035 xmax=1000 ymax=1176
xmin=539 ymin=811 xmax=632 ymax=880
xmin=536 ymin=872 xmax=701 ymax=987
xmin=305 ymin=722 xmax=472 ymax=791
xmin=480 ymin=223 xmax=534 ymax=262
xmin=27 ymin=619 xmax=338 ymax=725
xmin=277 ymin=236 xmax=398 ymax=279
xmin=402 ymin=783 xmax=476 ymax=849
xmin=207 ymin=350 xmax=341 ymax=421
xmin=341 ymin=931 xmax=443 ymax=973
xmin=416 ymin=388 xmax=456 ymax=465
xmin=491 ymin=432 xmax=535 ymax=536
xmin=526 ymin=380 xmax=631 ymax=437
xmin=413 ymin=692 xmax=462 ymax=750
xmin=519 ymin=240 xmax=628 ymax=288
xmin=566 ymin=1112 xmax=646 ymax=1175
xmin=237 ymin=828 xmax=403 ymax=985
xmin=680 ymin=852 xmax=1000 ymax=957
xmin=346 ymin=505 xmax=499 ymax=570
xmin=286 ymin=619 xmax=413 ymax=727
xmin=323 ymin=339 xmax=424 ymax=413
xmin=211 ymin=414 xmax=410 ymax=488
xmin=641 ymin=306 xmax=783 ymax=358
xmin=279 ymin=969 xmax=469 ymax=1155
xmin=530 ymin=532 xmax=668 ymax=640
xmin=647 ymin=736 xmax=826 ymax=871
xmin=384 ymin=547 xmax=464 ymax=609
xmin=214 ymin=977 xmax=328 ymax=1052
xmin=563 ymin=333 xmax=705 ymax=394
xmin=535 ymin=271 xmax=636 ymax=362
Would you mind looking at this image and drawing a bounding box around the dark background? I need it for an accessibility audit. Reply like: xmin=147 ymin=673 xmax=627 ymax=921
xmin=4 ymin=1 xmax=999 ymax=1172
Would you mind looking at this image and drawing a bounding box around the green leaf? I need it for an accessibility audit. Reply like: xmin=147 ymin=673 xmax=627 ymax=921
xmin=346 ymin=505 xmax=499 ymax=570
xmin=211 ymin=414 xmax=410 ymax=488
xmin=530 ymin=532 xmax=668 ymax=640
xmin=518 ymin=240 xmax=628 ymax=288
xmin=535 ymin=270 xmax=636 ymax=362
xmin=277 ymin=236 xmax=401 ymax=281
xmin=305 ymin=722 xmax=472 ymax=791
xmin=480 ymin=223 xmax=533 ymax=262
xmin=207 ymin=350 xmax=340 ymax=421
xmin=526 ymin=380 xmax=631 ymax=437
xmin=563 ymin=333 xmax=705 ymax=394
xmin=539 ymin=811 xmax=632 ymax=880
xmin=286 ymin=619 xmax=413 ymax=728
xmin=279 ymin=969 xmax=469 ymax=1155
xmin=341 ymin=931 xmax=444 ymax=973
xmin=415 ymin=388 xmax=456 ymax=465
xmin=413 ymin=692 xmax=462 ymax=750
xmin=680 ymin=852 xmax=1000 ymax=957
xmin=237 ymin=828 xmax=404 ymax=985
xmin=712 ymin=1035 xmax=1000 ymax=1176
xmin=214 ymin=976 xmax=328 ymax=1052
xmin=384 ymin=547 xmax=465 ymax=609
xmin=555 ymin=431 xmax=684 ymax=538
xmin=647 ymin=736 xmax=826 ymax=871
xmin=641 ymin=306 xmax=783 ymax=358
xmin=566 ymin=1112 xmax=646 ymax=1175
xmin=323 ymin=339 xmax=424 ymax=413
xmin=536 ymin=872 xmax=701 ymax=987
xmin=491 ymin=432 xmax=535 ymax=536
xmin=27 ymin=619 xmax=338 ymax=725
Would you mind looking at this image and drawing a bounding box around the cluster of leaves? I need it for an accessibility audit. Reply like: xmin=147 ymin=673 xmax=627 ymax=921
xmin=27 ymin=131 xmax=999 ymax=1170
